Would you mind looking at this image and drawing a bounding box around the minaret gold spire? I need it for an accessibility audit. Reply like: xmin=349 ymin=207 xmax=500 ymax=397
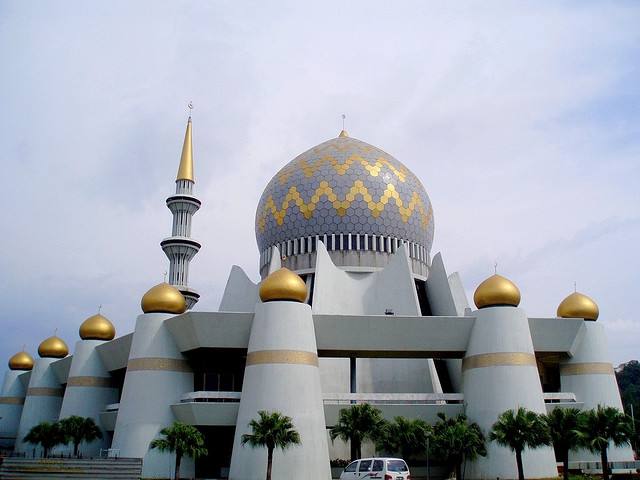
xmin=176 ymin=115 xmax=194 ymax=181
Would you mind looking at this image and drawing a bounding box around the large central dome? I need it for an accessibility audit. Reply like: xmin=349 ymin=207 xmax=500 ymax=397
xmin=255 ymin=131 xmax=434 ymax=276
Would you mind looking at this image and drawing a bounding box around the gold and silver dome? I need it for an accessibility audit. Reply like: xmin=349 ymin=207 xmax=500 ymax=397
xmin=255 ymin=132 xmax=434 ymax=275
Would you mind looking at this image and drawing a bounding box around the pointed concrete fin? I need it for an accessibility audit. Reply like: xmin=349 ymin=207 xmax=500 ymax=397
xmin=371 ymin=242 xmax=420 ymax=316
xmin=18 ymin=371 xmax=31 ymax=389
xmin=176 ymin=117 xmax=194 ymax=181
xmin=219 ymin=265 xmax=259 ymax=312
xmin=267 ymin=246 xmax=282 ymax=275
xmin=312 ymin=240 xmax=351 ymax=314
xmin=448 ymin=272 xmax=470 ymax=315
xmin=426 ymin=252 xmax=459 ymax=316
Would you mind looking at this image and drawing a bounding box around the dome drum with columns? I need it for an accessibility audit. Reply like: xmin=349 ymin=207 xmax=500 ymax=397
xmin=256 ymin=131 xmax=434 ymax=278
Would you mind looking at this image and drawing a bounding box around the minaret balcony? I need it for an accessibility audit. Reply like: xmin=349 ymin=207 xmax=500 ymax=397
xmin=166 ymin=195 xmax=201 ymax=215
xmin=161 ymin=237 xmax=201 ymax=259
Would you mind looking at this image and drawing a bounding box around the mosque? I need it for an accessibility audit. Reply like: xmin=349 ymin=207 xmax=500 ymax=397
xmin=0 ymin=117 xmax=634 ymax=479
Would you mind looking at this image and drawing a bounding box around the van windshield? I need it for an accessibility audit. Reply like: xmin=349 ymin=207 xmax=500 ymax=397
xmin=387 ymin=460 xmax=408 ymax=472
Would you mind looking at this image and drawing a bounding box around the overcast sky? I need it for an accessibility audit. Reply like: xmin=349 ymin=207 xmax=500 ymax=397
xmin=0 ymin=1 xmax=638 ymax=367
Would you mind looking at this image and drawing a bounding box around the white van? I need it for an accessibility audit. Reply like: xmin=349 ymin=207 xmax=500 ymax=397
xmin=339 ymin=457 xmax=410 ymax=480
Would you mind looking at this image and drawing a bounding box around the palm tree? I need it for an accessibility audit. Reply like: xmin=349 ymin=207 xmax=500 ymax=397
xmin=377 ymin=416 xmax=431 ymax=461
xmin=23 ymin=421 xmax=66 ymax=458
xmin=241 ymin=410 xmax=301 ymax=480
xmin=577 ymin=405 xmax=633 ymax=480
xmin=58 ymin=416 xmax=103 ymax=457
xmin=150 ymin=421 xmax=208 ymax=480
xmin=489 ymin=407 xmax=550 ymax=480
xmin=430 ymin=413 xmax=487 ymax=480
xmin=330 ymin=403 xmax=385 ymax=460
xmin=545 ymin=408 xmax=582 ymax=480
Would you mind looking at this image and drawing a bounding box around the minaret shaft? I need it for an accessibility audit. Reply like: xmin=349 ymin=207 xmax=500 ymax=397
xmin=161 ymin=117 xmax=200 ymax=309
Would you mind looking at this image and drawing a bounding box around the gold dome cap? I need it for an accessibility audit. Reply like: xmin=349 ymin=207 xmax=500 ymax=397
xmin=474 ymin=274 xmax=521 ymax=309
xmin=8 ymin=351 xmax=34 ymax=371
xmin=79 ymin=313 xmax=116 ymax=341
xmin=259 ymin=268 xmax=307 ymax=303
xmin=38 ymin=336 xmax=69 ymax=358
xmin=557 ymin=291 xmax=599 ymax=321
xmin=141 ymin=282 xmax=187 ymax=314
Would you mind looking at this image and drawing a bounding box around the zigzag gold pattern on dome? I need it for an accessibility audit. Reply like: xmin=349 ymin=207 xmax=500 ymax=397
xmin=275 ymin=154 xmax=409 ymax=185
xmin=257 ymin=180 xmax=433 ymax=232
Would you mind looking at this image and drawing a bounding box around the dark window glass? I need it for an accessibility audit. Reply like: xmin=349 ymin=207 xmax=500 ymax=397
xmin=387 ymin=460 xmax=408 ymax=472
xmin=344 ymin=461 xmax=358 ymax=472
xmin=372 ymin=460 xmax=384 ymax=471
xmin=358 ymin=460 xmax=372 ymax=472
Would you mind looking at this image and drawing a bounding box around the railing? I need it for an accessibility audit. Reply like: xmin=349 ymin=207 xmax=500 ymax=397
xmin=178 ymin=391 xmax=464 ymax=405
xmin=543 ymin=392 xmax=577 ymax=403
xmin=323 ymin=393 xmax=464 ymax=405
xmin=180 ymin=391 xmax=242 ymax=403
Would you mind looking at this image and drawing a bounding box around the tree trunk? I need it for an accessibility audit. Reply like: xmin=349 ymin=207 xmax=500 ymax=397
xmin=74 ymin=442 xmax=80 ymax=458
xmin=562 ymin=449 xmax=569 ymax=480
xmin=515 ymin=449 xmax=525 ymax=480
xmin=600 ymin=447 xmax=609 ymax=480
xmin=43 ymin=447 xmax=49 ymax=458
xmin=350 ymin=438 xmax=358 ymax=461
xmin=175 ymin=452 xmax=182 ymax=480
xmin=455 ymin=461 xmax=462 ymax=480
xmin=266 ymin=447 xmax=274 ymax=480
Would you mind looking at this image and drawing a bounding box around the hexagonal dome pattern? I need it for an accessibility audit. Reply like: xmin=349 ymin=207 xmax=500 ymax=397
xmin=255 ymin=134 xmax=434 ymax=255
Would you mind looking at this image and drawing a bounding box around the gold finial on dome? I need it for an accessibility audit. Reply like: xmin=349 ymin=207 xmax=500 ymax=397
xmin=8 ymin=350 xmax=34 ymax=371
xmin=141 ymin=282 xmax=187 ymax=314
xmin=338 ymin=129 xmax=349 ymax=138
xmin=176 ymin=110 xmax=194 ymax=181
xmin=259 ymin=268 xmax=307 ymax=303
xmin=474 ymin=274 xmax=521 ymax=309
xmin=79 ymin=312 xmax=116 ymax=341
xmin=557 ymin=291 xmax=599 ymax=321
xmin=38 ymin=335 xmax=69 ymax=358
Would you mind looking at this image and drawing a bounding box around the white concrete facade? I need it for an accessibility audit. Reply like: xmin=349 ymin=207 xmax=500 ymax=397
xmin=229 ymin=300 xmax=331 ymax=480
xmin=58 ymin=339 xmax=119 ymax=457
xmin=111 ymin=313 xmax=195 ymax=479
xmin=0 ymin=370 xmax=28 ymax=448
xmin=560 ymin=321 xmax=635 ymax=462
xmin=15 ymin=358 xmax=64 ymax=455
xmin=462 ymin=306 xmax=558 ymax=480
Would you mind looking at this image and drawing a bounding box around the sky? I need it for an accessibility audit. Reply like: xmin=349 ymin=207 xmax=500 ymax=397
xmin=0 ymin=1 xmax=638 ymax=366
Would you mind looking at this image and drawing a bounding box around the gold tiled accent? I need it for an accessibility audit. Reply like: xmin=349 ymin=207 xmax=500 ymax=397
xmin=560 ymin=362 xmax=614 ymax=376
xmin=27 ymin=387 xmax=63 ymax=397
xmin=67 ymin=376 xmax=115 ymax=388
xmin=257 ymin=181 xmax=433 ymax=231
xmin=462 ymin=352 xmax=537 ymax=372
xmin=0 ymin=396 xmax=24 ymax=405
xmin=246 ymin=350 xmax=319 ymax=367
xmin=127 ymin=357 xmax=192 ymax=373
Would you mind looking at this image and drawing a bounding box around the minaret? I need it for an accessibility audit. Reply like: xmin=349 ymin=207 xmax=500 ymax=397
xmin=161 ymin=114 xmax=201 ymax=309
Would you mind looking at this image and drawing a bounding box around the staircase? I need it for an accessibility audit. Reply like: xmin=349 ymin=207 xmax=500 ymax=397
xmin=0 ymin=457 xmax=143 ymax=479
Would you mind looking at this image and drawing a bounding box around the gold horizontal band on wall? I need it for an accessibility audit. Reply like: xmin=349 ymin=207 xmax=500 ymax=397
xmin=560 ymin=362 xmax=614 ymax=376
xmin=0 ymin=396 xmax=24 ymax=405
xmin=127 ymin=357 xmax=192 ymax=373
xmin=246 ymin=350 xmax=319 ymax=367
xmin=67 ymin=376 xmax=115 ymax=388
xmin=462 ymin=352 xmax=537 ymax=372
xmin=27 ymin=387 xmax=64 ymax=397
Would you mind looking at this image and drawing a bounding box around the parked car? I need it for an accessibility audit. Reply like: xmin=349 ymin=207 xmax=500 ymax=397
xmin=339 ymin=457 xmax=410 ymax=480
